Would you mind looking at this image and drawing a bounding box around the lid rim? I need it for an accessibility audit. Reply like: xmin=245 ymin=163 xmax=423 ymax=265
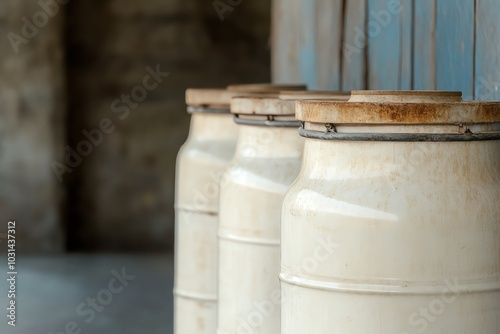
xmin=231 ymin=92 xmax=351 ymax=116
xmin=296 ymin=101 xmax=500 ymax=125
xmin=351 ymin=90 xmax=462 ymax=96
xmin=227 ymin=83 xmax=307 ymax=92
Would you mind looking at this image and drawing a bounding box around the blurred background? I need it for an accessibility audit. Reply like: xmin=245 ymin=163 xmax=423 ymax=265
xmin=0 ymin=0 xmax=271 ymax=254
xmin=0 ymin=0 xmax=271 ymax=333
xmin=0 ymin=0 xmax=499 ymax=333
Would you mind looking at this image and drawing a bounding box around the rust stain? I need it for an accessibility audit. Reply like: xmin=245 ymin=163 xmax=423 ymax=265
xmin=197 ymin=316 xmax=205 ymax=332
xmin=297 ymin=101 xmax=500 ymax=124
xmin=359 ymin=103 xmax=457 ymax=123
xmin=478 ymin=103 xmax=500 ymax=121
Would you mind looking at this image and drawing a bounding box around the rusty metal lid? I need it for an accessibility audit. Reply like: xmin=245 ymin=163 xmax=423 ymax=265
xmin=186 ymin=84 xmax=307 ymax=109
xmin=232 ymin=91 xmax=351 ymax=116
xmin=185 ymin=88 xmax=238 ymax=109
xmin=279 ymin=90 xmax=350 ymax=101
xmin=296 ymin=91 xmax=500 ymax=124
xmin=227 ymin=83 xmax=307 ymax=92
xmin=231 ymin=96 xmax=291 ymax=116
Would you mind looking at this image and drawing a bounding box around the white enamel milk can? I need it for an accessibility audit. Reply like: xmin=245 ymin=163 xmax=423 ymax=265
xmin=281 ymin=91 xmax=500 ymax=334
xmin=175 ymin=88 xmax=240 ymax=334
xmin=175 ymin=84 xmax=305 ymax=334
xmin=217 ymin=91 xmax=349 ymax=334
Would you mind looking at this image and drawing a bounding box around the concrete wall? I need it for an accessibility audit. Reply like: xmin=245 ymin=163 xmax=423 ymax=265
xmin=0 ymin=0 xmax=66 ymax=253
xmin=65 ymin=0 xmax=271 ymax=251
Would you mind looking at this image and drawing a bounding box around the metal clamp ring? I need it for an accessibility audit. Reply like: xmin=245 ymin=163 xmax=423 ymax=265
xmin=187 ymin=106 xmax=230 ymax=114
xmin=299 ymin=123 xmax=500 ymax=142
xmin=234 ymin=115 xmax=301 ymax=128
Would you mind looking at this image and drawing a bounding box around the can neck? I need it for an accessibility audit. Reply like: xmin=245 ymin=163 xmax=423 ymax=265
xmin=300 ymin=138 xmax=498 ymax=187
xmin=188 ymin=112 xmax=238 ymax=140
xmin=234 ymin=125 xmax=304 ymax=158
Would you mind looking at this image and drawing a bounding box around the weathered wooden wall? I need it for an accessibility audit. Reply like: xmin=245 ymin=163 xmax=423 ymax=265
xmin=272 ymin=0 xmax=500 ymax=100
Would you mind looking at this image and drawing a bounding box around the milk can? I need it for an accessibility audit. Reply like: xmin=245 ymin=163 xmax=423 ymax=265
xmin=217 ymin=91 xmax=349 ymax=334
xmin=175 ymin=85 xmax=305 ymax=334
xmin=281 ymin=91 xmax=500 ymax=334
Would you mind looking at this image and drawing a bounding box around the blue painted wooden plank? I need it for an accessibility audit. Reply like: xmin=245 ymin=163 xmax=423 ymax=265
xmin=435 ymin=0 xmax=474 ymax=99
xmin=342 ymin=0 xmax=367 ymax=90
xmin=316 ymin=0 xmax=343 ymax=90
xmin=475 ymin=0 xmax=500 ymax=100
xmin=298 ymin=0 xmax=318 ymax=88
xmin=399 ymin=0 xmax=413 ymax=89
xmin=367 ymin=0 xmax=409 ymax=89
xmin=271 ymin=0 xmax=301 ymax=83
xmin=413 ymin=0 xmax=435 ymax=90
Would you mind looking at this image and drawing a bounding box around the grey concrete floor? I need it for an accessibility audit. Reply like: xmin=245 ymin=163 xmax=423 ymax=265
xmin=0 ymin=254 xmax=174 ymax=334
